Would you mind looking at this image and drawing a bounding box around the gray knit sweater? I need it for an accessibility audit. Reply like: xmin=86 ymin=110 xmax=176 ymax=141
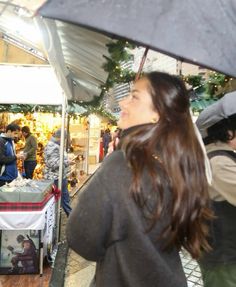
xmin=66 ymin=150 xmax=187 ymax=287
xmin=43 ymin=137 xmax=69 ymax=180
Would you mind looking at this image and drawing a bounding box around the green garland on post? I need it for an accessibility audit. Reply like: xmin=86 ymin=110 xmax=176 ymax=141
xmin=183 ymin=72 xmax=232 ymax=113
xmin=183 ymin=72 xmax=230 ymax=98
xmin=0 ymin=102 xmax=116 ymax=123
xmin=0 ymin=104 xmax=62 ymax=114
xmin=80 ymin=39 xmax=136 ymax=109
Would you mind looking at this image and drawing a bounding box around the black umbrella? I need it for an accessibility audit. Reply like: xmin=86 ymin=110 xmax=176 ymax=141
xmin=39 ymin=0 xmax=236 ymax=77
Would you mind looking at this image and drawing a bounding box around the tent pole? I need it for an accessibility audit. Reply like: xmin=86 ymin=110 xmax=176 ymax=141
xmin=56 ymin=92 xmax=67 ymax=244
xmin=135 ymin=47 xmax=149 ymax=81
xmin=66 ymin=114 xmax=70 ymax=151
xmin=86 ymin=120 xmax=90 ymax=175
xmin=177 ymin=60 xmax=183 ymax=75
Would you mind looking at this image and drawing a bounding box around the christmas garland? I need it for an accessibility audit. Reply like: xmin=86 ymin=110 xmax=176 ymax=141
xmin=0 ymin=39 xmax=136 ymax=123
xmin=80 ymin=39 xmax=136 ymax=108
xmin=183 ymin=72 xmax=231 ymax=98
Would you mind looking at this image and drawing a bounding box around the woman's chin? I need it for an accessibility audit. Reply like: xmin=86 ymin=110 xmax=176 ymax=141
xmin=117 ymin=119 xmax=124 ymax=129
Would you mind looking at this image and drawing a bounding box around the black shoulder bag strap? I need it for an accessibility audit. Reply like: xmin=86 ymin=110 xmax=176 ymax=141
xmin=207 ymin=150 xmax=236 ymax=163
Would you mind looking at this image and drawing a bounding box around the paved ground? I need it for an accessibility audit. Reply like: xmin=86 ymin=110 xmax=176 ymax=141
xmin=65 ymin=250 xmax=203 ymax=287
xmin=180 ymin=252 xmax=203 ymax=287
xmin=64 ymin=250 xmax=203 ymax=287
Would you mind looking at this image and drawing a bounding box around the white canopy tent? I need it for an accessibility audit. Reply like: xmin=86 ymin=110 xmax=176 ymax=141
xmin=0 ymin=65 xmax=64 ymax=105
xmin=0 ymin=64 xmax=66 ymax=243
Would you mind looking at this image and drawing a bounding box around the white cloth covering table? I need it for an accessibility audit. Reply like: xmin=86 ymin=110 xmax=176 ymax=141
xmin=0 ymin=197 xmax=55 ymax=275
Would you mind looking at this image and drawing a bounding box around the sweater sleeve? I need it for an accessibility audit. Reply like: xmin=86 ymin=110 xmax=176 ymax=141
xmin=66 ymin=164 xmax=113 ymax=261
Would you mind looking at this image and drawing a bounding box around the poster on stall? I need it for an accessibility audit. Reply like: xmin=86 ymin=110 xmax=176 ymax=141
xmin=43 ymin=197 xmax=56 ymax=258
xmin=0 ymin=230 xmax=40 ymax=275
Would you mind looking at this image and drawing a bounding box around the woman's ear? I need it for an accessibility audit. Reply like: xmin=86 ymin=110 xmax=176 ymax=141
xmin=151 ymin=111 xmax=159 ymax=123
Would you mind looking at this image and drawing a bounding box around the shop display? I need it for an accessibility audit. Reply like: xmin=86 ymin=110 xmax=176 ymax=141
xmin=88 ymin=114 xmax=102 ymax=164
xmin=1 ymin=111 xmax=107 ymax=196
xmin=0 ymin=179 xmax=54 ymax=211
xmin=11 ymin=113 xmax=62 ymax=180
xmin=0 ymin=111 xmax=96 ymax=276
xmin=8 ymin=112 xmax=89 ymax=181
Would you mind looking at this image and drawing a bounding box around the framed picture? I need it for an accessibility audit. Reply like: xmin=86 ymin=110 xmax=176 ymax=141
xmin=0 ymin=230 xmax=40 ymax=275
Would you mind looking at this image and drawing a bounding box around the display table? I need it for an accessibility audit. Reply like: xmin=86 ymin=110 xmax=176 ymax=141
xmin=0 ymin=181 xmax=56 ymax=276
xmin=0 ymin=196 xmax=55 ymax=230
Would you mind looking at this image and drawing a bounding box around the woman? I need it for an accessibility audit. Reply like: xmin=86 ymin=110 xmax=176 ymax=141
xmin=196 ymin=92 xmax=236 ymax=287
xmin=66 ymin=72 xmax=212 ymax=287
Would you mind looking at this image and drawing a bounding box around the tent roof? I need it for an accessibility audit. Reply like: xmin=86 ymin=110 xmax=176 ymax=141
xmin=0 ymin=1 xmax=110 ymax=103
xmin=0 ymin=65 xmax=64 ymax=105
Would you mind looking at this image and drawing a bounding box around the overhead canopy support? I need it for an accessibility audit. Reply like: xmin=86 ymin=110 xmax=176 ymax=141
xmin=0 ymin=2 xmax=111 ymax=103
xmin=34 ymin=16 xmax=111 ymax=102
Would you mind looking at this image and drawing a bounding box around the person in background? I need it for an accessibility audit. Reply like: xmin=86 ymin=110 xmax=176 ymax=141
xmin=196 ymin=92 xmax=236 ymax=287
xmin=44 ymin=129 xmax=72 ymax=217
xmin=99 ymin=130 xmax=105 ymax=162
xmin=66 ymin=72 xmax=212 ymax=287
xmin=21 ymin=126 xmax=37 ymax=179
xmin=107 ymin=128 xmax=122 ymax=155
xmin=0 ymin=123 xmax=23 ymax=186
xmin=102 ymin=128 xmax=111 ymax=156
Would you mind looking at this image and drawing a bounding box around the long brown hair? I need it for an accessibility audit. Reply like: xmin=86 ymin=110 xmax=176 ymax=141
xmin=121 ymin=72 xmax=212 ymax=259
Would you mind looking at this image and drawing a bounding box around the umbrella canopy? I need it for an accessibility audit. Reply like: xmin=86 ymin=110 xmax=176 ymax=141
xmin=0 ymin=1 xmax=110 ymax=103
xmin=39 ymin=0 xmax=236 ymax=77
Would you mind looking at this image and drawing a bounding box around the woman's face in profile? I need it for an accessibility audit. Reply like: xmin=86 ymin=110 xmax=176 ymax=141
xmin=118 ymin=78 xmax=159 ymax=130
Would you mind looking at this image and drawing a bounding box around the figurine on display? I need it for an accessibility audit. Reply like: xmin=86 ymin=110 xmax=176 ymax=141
xmin=0 ymin=123 xmax=24 ymax=187
xmin=43 ymin=129 xmax=72 ymax=217
xmin=21 ymin=126 xmax=38 ymax=179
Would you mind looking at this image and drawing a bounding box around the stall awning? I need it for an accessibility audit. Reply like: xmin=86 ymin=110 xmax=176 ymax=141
xmin=0 ymin=65 xmax=63 ymax=105
xmin=0 ymin=2 xmax=110 ymax=103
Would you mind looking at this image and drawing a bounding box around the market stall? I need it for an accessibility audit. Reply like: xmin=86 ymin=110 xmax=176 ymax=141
xmin=0 ymin=111 xmax=89 ymax=192
xmin=0 ymin=65 xmax=65 ymax=274
xmin=0 ymin=180 xmax=56 ymax=275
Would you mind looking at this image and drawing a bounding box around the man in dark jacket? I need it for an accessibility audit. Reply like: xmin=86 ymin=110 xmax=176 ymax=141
xmin=0 ymin=123 xmax=22 ymax=186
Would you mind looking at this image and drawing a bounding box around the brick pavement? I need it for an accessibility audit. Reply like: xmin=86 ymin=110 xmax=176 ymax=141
xmin=180 ymin=252 xmax=203 ymax=287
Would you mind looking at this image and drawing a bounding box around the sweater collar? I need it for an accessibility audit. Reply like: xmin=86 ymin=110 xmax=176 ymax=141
xmin=120 ymin=123 xmax=153 ymax=138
